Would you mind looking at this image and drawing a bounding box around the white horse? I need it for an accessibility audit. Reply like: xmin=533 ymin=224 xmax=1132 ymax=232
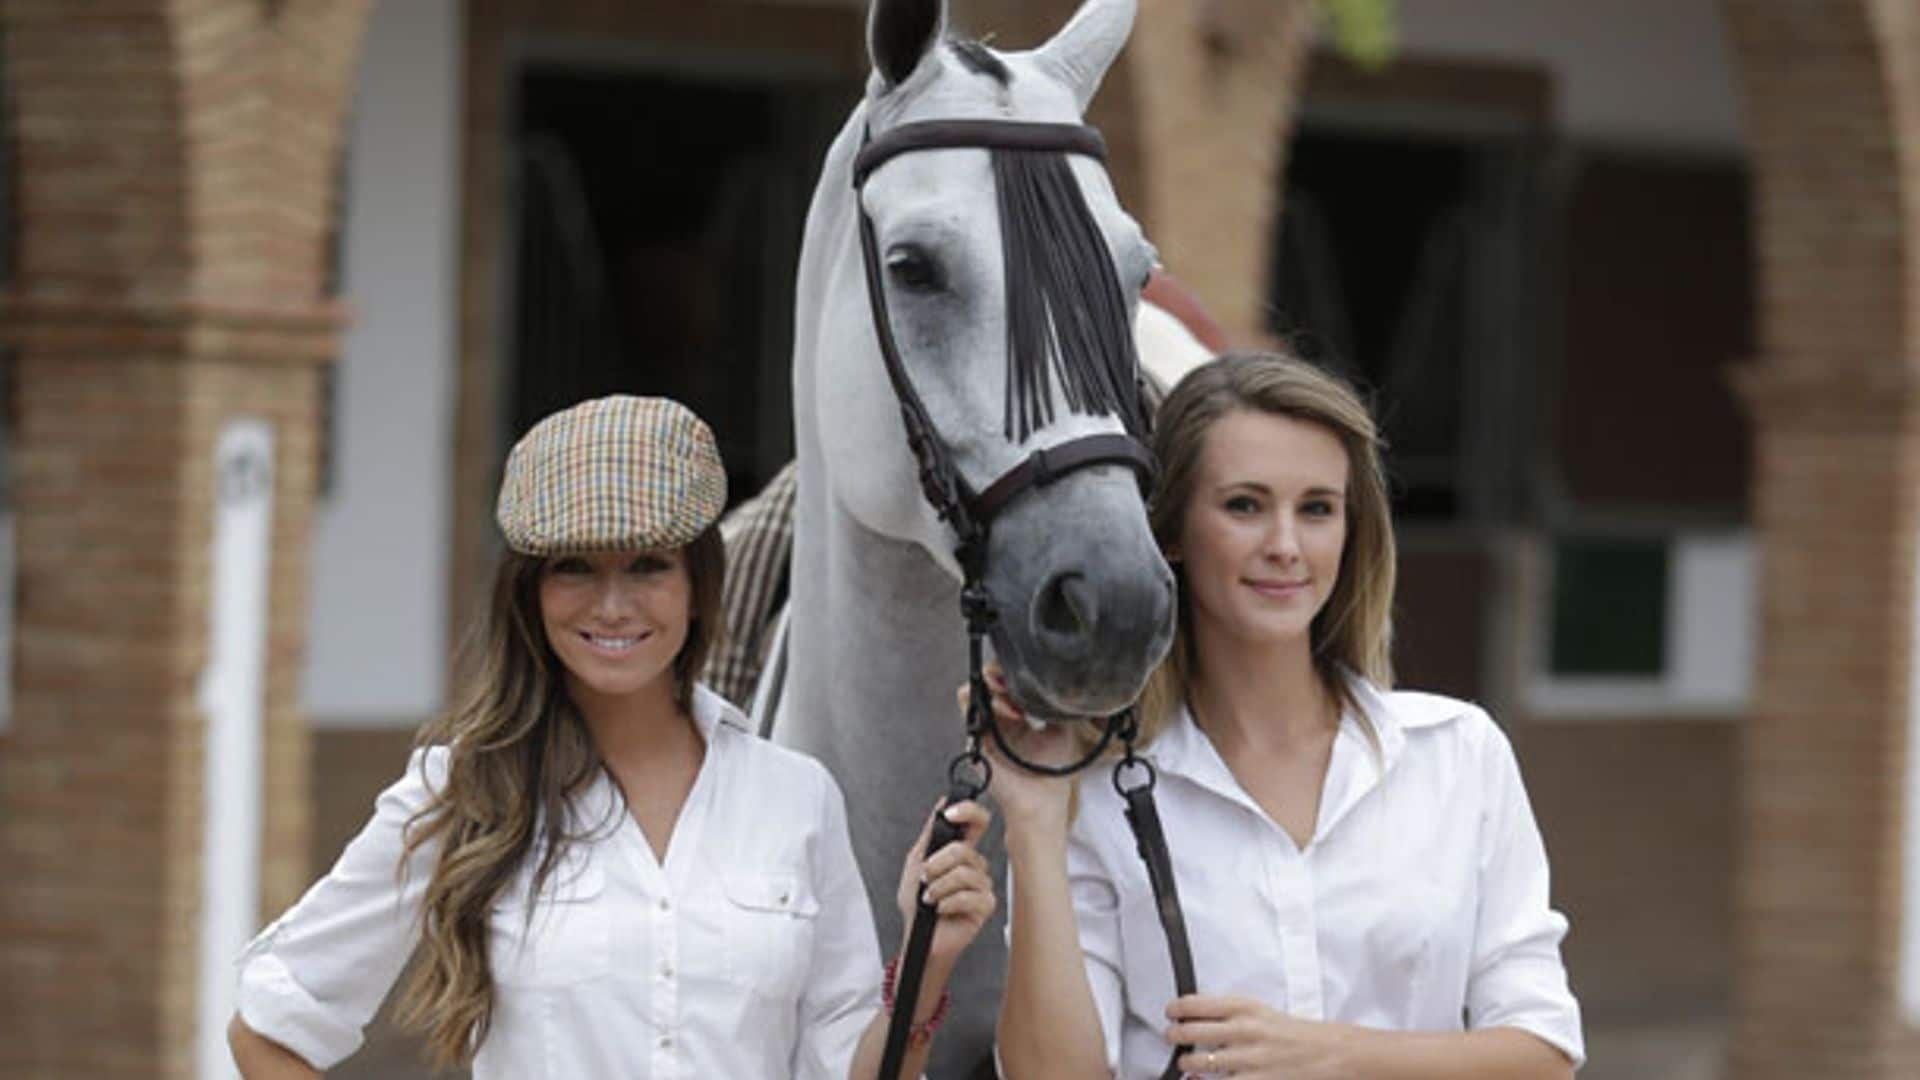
xmin=762 ymin=0 xmax=1177 ymax=1072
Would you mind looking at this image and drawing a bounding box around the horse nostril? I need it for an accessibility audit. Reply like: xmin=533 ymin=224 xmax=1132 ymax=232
xmin=1033 ymin=571 xmax=1097 ymax=651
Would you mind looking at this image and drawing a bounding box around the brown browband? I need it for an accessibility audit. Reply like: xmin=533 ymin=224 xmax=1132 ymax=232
xmin=970 ymin=433 xmax=1156 ymax=523
xmin=853 ymin=120 xmax=1107 ymax=188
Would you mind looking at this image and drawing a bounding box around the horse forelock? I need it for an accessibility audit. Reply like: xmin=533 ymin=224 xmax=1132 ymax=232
xmin=855 ymin=47 xmax=1142 ymax=449
xmin=995 ymin=148 xmax=1141 ymax=442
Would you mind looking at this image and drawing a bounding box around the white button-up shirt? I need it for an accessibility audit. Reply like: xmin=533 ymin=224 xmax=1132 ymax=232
xmin=236 ymin=685 xmax=881 ymax=1078
xmin=1057 ymin=679 xmax=1584 ymax=1077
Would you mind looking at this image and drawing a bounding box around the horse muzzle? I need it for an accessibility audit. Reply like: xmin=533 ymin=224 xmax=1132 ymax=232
xmin=982 ymin=467 xmax=1175 ymax=718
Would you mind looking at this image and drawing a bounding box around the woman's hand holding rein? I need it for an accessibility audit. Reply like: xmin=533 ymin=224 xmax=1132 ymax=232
xmin=895 ymin=798 xmax=996 ymax=971
xmin=850 ymin=798 xmax=998 ymax=1080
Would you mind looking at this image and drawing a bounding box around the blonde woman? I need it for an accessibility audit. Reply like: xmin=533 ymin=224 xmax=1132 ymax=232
xmin=988 ymin=354 xmax=1582 ymax=1078
xmin=228 ymin=396 xmax=993 ymax=1078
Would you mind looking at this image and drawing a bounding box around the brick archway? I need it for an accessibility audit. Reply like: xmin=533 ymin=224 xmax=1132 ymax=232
xmin=1721 ymin=0 xmax=1920 ymax=1074
xmin=1123 ymin=0 xmax=1315 ymax=343
xmin=0 ymin=1 xmax=371 ymax=1074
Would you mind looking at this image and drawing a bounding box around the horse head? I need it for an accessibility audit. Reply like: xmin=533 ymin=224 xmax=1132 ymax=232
xmin=807 ymin=0 xmax=1174 ymax=719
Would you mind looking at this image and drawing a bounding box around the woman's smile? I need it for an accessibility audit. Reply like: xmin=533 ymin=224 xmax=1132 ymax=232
xmin=576 ymin=628 xmax=654 ymax=656
xmin=1242 ymin=576 xmax=1312 ymax=601
xmin=541 ymin=550 xmax=691 ymax=699
xmin=1176 ymin=409 xmax=1350 ymax=649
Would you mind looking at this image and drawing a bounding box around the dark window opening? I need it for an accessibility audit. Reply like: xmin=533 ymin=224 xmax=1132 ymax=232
xmin=1271 ymin=127 xmax=1543 ymax=524
xmin=1547 ymin=535 xmax=1669 ymax=677
xmin=510 ymin=65 xmax=850 ymax=507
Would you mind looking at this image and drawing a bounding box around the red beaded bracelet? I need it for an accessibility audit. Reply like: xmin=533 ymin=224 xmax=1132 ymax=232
xmin=881 ymin=955 xmax=952 ymax=1049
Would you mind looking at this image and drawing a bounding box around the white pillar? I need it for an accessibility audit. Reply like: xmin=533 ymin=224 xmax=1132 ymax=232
xmin=196 ymin=419 xmax=275 ymax=1080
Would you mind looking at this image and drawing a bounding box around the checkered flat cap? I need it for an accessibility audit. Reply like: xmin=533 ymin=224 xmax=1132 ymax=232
xmin=496 ymin=395 xmax=727 ymax=556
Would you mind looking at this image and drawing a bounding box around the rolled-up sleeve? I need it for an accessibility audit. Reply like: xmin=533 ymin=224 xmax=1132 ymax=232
xmin=235 ymin=746 xmax=447 ymax=1069
xmin=1467 ymin=728 xmax=1585 ymax=1068
xmin=791 ymin=766 xmax=883 ymax=1080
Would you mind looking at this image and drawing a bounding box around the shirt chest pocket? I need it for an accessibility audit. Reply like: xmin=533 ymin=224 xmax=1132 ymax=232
xmin=721 ymin=870 xmax=820 ymax=1000
xmin=490 ymin=860 xmax=612 ymax=988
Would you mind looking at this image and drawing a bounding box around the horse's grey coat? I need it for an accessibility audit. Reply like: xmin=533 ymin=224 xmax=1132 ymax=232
xmin=766 ymin=2 xmax=1170 ymax=1073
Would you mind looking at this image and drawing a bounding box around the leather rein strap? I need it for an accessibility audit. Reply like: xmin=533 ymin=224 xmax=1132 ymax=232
xmin=856 ymin=117 xmax=1197 ymax=1080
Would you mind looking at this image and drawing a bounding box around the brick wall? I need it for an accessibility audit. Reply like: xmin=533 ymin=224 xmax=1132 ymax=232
xmin=1125 ymin=0 xmax=1315 ymax=344
xmin=1719 ymin=0 xmax=1920 ymax=1075
xmin=0 ymin=1 xmax=366 ymax=1075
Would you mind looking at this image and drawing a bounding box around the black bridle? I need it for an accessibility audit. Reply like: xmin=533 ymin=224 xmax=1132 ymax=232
xmin=855 ymin=117 xmax=1196 ymax=1080
xmin=851 ymin=118 xmax=1158 ymax=573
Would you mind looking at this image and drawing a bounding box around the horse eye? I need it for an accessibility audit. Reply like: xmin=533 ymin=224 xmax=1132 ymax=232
xmin=886 ymin=245 xmax=945 ymax=293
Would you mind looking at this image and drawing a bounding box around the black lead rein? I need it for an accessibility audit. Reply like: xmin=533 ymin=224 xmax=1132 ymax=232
xmin=856 ymin=117 xmax=1196 ymax=1080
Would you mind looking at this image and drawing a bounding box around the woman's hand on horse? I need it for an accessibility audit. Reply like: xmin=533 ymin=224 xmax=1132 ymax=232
xmin=897 ymin=799 xmax=997 ymax=967
xmin=963 ymin=663 xmax=1078 ymax=832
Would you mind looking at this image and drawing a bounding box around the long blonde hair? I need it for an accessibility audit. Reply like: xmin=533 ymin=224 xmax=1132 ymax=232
xmin=1135 ymin=352 xmax=1396 ymax=744
xmin=395 ymin=529 xmax=726 ymax=1068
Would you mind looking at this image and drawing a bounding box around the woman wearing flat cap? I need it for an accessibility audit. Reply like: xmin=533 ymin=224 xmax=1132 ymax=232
xmin=229 ymin=396 xmax=994 ymax=1078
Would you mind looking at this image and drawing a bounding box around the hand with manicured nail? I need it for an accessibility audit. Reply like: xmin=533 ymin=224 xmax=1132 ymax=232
xmin=895 ymin=799 xmax=997 ymax=966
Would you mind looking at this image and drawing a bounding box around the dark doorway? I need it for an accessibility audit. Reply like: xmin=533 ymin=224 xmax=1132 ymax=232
xmin=510 ymin=63 xmax=851 ymax=505
xmin=1271 ymin=126 xmax=1544 ymax=524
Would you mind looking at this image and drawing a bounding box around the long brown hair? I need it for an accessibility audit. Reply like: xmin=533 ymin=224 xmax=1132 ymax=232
xmin=395 ymin=527 xmax=726 ymax=1067
xmin=1136 ymin=351 xmax=1395 ymax=744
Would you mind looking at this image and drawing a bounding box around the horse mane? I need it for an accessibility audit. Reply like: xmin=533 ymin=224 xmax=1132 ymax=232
xmin=995 ymin=146 xmax=1144 ymax=442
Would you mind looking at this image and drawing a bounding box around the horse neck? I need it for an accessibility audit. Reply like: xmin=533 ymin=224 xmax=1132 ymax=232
xmin=787 ymin=104 xmax=970 ymax=758
xmin=788 ymin=449 xmax=966 ymax=730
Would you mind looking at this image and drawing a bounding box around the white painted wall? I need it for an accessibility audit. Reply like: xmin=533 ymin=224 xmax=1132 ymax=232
xmin=1395 ymin=0 xmax=1745 ymax=149
xmin=301 ymin=0 xmax=462 ymax=726
xmin=197 ymin=420 xmax=274 ymax=1080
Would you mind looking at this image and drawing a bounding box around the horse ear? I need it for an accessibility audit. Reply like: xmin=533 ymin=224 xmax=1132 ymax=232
xmin=1035 ymin=0 xmax=1137 ymax=111
xmin=868 ymin=0 xmax=947 ymax=90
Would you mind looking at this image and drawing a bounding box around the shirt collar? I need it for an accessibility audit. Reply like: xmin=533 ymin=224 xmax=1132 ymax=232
xmin=570 ymin=683 xmax=746 ymax=838
xmin=1144 ymin=669 xmax=1410 ymax=847
xmin=691 ymin=681 xmax=751 ymax=742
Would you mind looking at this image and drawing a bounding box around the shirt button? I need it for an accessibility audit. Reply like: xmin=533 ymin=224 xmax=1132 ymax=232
xmin=658 ymin=1034 xmax=673 ymax=1050
xmin=660 ymin=962 xmax=674 ymax=978
xmin=778 ymin=891 xmax=790 ymax=907
xmin=658 ymin=897 xmax=671 ymax=913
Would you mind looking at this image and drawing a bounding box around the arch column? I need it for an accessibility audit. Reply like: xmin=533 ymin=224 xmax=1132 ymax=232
xmin=1125 ymin=0 xmax=1315 ymax=343
xmin=0 ymin=1 xmax=369 ymax=1075
xmin=1732 ymin=371 xmax=1920 ymax=1075
xmin=1723 ymin=0 xmax=1920 ymax=1073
